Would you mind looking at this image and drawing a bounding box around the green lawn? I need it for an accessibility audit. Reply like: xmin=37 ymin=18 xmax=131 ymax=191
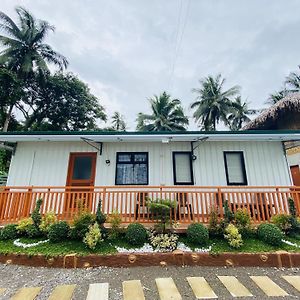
xmin=0 ymin=235 xmax=299 ymax=257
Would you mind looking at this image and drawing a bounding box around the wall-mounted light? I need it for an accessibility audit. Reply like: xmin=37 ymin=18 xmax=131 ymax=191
xmin=105 ymin=159 xmax=111 ymax=165
xmin=192 ymin=155 xmax=197 ymax=161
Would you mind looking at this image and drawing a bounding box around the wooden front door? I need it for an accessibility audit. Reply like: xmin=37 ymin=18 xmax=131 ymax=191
xmin=65 ymin=152 xmax=97 ymax=211
xmin=290 ymin=165 xmax=300 ymax=186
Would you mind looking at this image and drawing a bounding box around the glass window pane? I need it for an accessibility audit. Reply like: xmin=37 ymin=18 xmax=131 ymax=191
xmin=134 ymin=154 xmax=147 ymax=162
xmin=72 ymin=156 xmax=92 ymax=180
xmin=116 ymin=152 xmax=148 ymax=185
xmin=118 ymin=154 xmax=132 ymax=162
xmin=174 ymin=153 xmax=192 ymax=183
xmin=116 ymin=164 xmax=134 ymax=184
xmin=133 ymin=163 xmax=148 ymax=184
xmin=226 ymin=153 xmax=245 ymax=183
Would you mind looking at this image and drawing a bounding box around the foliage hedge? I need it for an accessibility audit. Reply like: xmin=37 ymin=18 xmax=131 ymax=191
xmin=0 ymin=224 xmax=18 ymax=240
xmin=257 ymin=223 xmax=283 ymax=246
xmin=125 ymin=223 xmax=147 ymax=246
xmin=48 ymin=221 xmax=70 ymax=243
xmin=187 ymin=223 xmax=209 ymax=246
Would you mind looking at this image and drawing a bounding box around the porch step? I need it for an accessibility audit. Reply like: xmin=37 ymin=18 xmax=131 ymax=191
xmin=3 ymin=275 xmax=299 ymax=299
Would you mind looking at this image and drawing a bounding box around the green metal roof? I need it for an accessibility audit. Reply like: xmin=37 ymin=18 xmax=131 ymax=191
xmin=0 ymin=129 xmax=299 ymax=136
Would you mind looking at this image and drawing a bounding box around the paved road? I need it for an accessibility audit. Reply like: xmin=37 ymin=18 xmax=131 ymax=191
xmin=0 ymin=264 xmax=299 ymax=299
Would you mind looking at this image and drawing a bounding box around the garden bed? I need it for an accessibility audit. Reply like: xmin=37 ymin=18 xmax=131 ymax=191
xmin=1 ymin=198 xmax=300 ymax=268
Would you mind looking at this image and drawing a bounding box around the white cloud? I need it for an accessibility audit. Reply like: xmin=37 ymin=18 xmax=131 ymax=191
xmin=1 ymin=0 xmax=300 ymax=130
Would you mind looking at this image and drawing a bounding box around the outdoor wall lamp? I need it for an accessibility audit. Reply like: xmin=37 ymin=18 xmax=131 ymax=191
xmin=105 ymin=159 xmax=111 ymax=165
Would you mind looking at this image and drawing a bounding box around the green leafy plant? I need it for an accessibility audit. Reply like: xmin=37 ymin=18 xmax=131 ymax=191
xmin=48 ymin=221 xmax=70 ymax=243
xmin=234 ymin=208 xmax=252 ymax=236
xmin=39 ymin=211 xmax=57 ymax=233
xmin=147 ymin=198 xmax=177 ymax=233
xmin=125 ymin=223 xmax=147 ymax=246
xmin=224 ymin=224 xmax=243 ymax=248
xmin=208 ymin=209 xmax=222 ymax=237
xmin=148 ymin=229 xmax=178 ymax=252
xmin=288 ymin=198 xmax=300 ymax=234
xmin=271 ymin=214 xmax=292 ymax=233
xmin=16 ymin=218 xmax=34 ymax=235
xmin=31 ymin=198 xmax=43 ymax=228
xmin=257 ymin=223 xmax=283 ymax=246
xmin=71 ymin=211 xmax=95 ymax=240
xmin=187 ymin=223 xmax=209 ymax=246
xmin=0 ymin=224 xmax=18 ymax=240
xmin=108 ymin=211 xmax=122 ymax=239
xmin=96 ymin=199 xmax=107 ymax=226
xmin=26 ymin=224 xmax=42 ymax=238
xmin=223 ymin=200 xmax=234 ymax=224
xmin=83 ymin=223 xmax=103 ymax=250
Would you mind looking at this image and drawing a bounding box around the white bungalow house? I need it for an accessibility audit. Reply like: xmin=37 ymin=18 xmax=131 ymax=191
xmin=0 ymin=130 xmax=299 ymax=227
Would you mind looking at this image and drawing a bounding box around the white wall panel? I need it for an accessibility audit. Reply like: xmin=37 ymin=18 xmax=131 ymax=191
xmin=7 ymin=140 xmax=291 ymax=187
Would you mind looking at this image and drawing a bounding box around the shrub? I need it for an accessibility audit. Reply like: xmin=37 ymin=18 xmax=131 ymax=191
xmin=147 ymin=198 xmax=177 ymax=232
xmin=26 ymin=224 xmax=42 ymax=238
xmin=224 ymin=200 xmax=234 ymax=224
xmin=234 ymin=208 xmax=251 ymax=236
xmin=31 ymin=198 xmax=43 ymax=228
xmin=16 ymin=218 xmax=34 ymax=235
xmin=288 ymin=198 xmax=300 ymax=234
xmin=0 ymin=224 xmax=18 ymax=240
xmin=83 ymin=223 xmax=103 ymax=250
xmin=108 ymin=211 xmax=122 ymax=239
xmin=71 ymin=212 xmax=95 ymax=240
xmin=257 ymin=223 xmax=283 ymax=246
xmin=125 ymin=223 xmax=147 ymax=246
xmin=187 ymin=223 xmax=209 ymax=246
xmin=271 ymin=214 xmax=291 ymax=233
xmin=39 ymin=212 xmax=57 ymax=233
xmin=48 ymin=221 xmax=70 ymax=243
xmin=208 ymin=209 xmax=222 ymax=237
xmin=149 ymin=229 xmax=178 ymax=252
xmin=96 ymin=200 xmax=106 ymax=225
xmin=235 ymin=208 xmax=251 ymax=227
xmin=224 ymin=224 xmax=243 ymax=248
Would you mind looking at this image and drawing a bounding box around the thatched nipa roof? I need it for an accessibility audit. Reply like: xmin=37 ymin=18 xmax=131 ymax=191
xmin=243 ymin=92 xmax=300 ymax=130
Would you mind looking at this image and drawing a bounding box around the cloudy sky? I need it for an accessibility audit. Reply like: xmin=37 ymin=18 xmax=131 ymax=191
xmin=2 ymin=0 xmax=300 ymax=130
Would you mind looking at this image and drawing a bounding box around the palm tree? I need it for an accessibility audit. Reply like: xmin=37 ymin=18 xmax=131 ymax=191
xmin=267 ymin=69 xmax=300 ymax=104
xmin=111 ymin=112 xmax=126 ymax=131
xmin=228 ymin=96 xmax=257 ymax=130
xmin=0 ymin=7 xmax=68 ymax=78
xmin=0 ymin=7 xmax=68 ymax=131
xmin=136 ymin=92 xmax=189 ymax=131
xmin=191 ymin=74 xmax=240 ymax=131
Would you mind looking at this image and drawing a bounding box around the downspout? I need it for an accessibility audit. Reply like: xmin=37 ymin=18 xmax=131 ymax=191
xmin=282 ymin=141 xmax=293 ymax=185
xmin=28 ymin=151 xmax=36 ymax=186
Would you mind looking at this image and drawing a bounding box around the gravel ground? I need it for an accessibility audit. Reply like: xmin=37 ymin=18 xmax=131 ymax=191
xmin=0 ymin=264 xmax=299 ymax=299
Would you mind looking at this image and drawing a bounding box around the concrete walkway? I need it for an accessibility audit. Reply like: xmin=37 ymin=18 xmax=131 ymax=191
xmin=0 ymin=264 xmax=299 ymax=299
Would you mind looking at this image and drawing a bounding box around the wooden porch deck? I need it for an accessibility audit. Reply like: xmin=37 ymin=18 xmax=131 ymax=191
xmin=0 ymin=186 xmax=299 ymax=226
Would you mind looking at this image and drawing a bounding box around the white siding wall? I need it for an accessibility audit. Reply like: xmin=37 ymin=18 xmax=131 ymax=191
xmin=7 ymin=140 xmax=291 ymax=186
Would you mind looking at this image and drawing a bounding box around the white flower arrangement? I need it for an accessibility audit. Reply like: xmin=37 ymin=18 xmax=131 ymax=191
xmin=282 ymin=239 xmax=300 ymax=248
xmin=13 ymin=238 xmax=49 ymax=248
xmin=116 ymin=241 xmax=213 ymax=253
xmin=116 ymin=243 xmax=157 ymax=253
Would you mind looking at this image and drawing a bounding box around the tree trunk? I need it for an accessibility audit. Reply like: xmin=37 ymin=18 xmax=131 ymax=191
xmin=2 ymin=104 xmax=14 ymax=132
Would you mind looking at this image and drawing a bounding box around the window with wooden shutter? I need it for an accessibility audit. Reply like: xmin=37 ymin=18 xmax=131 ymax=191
xmin=224 ymin=151 xmax=247 ymax=185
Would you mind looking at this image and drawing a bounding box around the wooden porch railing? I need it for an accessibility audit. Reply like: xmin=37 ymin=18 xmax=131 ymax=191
xmin=0 ymin=186 xmax=299 ymax=225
